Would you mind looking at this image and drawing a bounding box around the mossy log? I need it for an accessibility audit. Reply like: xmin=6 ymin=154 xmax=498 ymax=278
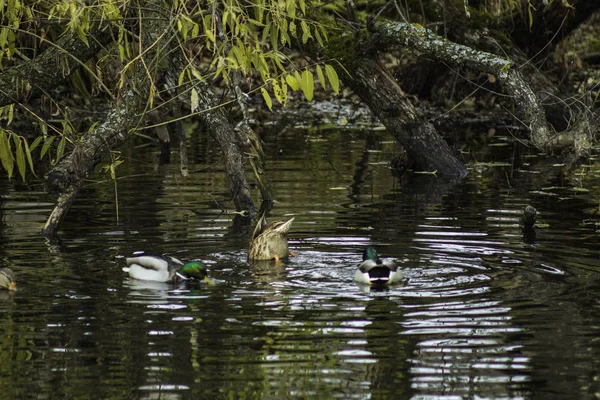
xmin=369 ymin=19 xmax=597 ymax=155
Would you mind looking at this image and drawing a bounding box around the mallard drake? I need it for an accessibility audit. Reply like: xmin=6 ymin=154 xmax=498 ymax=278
xmin=354 ymin=247 xmax=403 ymax=285
xmin=0 ymin=268 xmax=16 ymax=291
xmin=123 ymin=252 xmax=208 ymax=283
xmin=248 ymin=214 xmax=295 ymax=262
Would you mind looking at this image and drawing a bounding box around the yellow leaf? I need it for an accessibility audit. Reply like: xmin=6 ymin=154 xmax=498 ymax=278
xmin=261 ymin=87 xmax=273 ymax=110
xmin=316 ymin=64 xmax=326 ymax=89
xmin=286 ymin=0 xmax=296 ymax=19
xmin=286 ymin=74 xmax=300 ymax=90
xmin=272 ymin=79 xmax=286 ymax=106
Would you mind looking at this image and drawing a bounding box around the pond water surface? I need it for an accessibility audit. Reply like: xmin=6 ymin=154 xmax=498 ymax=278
xmin=1 ymin=122 xmax=600 ymax=399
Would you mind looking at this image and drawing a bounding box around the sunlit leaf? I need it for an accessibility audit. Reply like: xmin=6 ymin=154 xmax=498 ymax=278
xmin=286 ymin=0 xmax=296 ymax=19
xmin=285 ymin=74 xmax=300 ymax=90
xmin=299 ymin=0 xmax=306 ymax=15
xmin=300 ymin=69 xmax=314 ymax=101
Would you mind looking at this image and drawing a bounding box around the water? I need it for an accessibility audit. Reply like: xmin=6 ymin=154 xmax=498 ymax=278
xmin=1 ymin=124 xmax=600 ymax=399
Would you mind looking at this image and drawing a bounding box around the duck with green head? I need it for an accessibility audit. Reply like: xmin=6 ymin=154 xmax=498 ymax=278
xmin=248 ymin=214 xmax=295 ymax=262
xmin=354 ymin=247 xmax=403 ymax=286
xmin=0 ymin=268 xmax=16 ymax=291
xmin=123 ymin=252 xmax=208 ymax=283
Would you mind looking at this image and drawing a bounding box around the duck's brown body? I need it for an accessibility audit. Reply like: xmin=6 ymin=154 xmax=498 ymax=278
xmin=248 ymin=215 xmax=295 ymax=261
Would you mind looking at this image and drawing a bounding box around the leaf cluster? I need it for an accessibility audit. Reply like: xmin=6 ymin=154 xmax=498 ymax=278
xmin=0 ymin=0 xmax=345 ymax=181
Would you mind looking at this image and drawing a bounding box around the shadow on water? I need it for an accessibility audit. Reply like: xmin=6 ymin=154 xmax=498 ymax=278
xmin=1 ymin=125 xmax=600 ymax=398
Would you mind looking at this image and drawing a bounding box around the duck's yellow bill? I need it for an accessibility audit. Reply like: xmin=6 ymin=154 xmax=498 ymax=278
xmin=8 ymin=282 xmax=16 ymax=291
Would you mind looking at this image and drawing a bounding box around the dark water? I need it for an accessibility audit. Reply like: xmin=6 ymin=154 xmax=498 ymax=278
xmin=1 ymin=123 xmax=600 ymax=399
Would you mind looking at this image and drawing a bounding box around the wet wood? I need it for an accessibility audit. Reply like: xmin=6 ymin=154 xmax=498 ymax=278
xmin=321 ymin=22 xmax=467 ymax=178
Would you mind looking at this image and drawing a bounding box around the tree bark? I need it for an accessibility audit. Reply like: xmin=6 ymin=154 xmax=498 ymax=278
xmin=162 ymin=55 xmax=256 ymax=216
xmin=369 ymin=19 xmax=597 ymax=154
xmin=320 ymin=22 xmax=468 ymax=178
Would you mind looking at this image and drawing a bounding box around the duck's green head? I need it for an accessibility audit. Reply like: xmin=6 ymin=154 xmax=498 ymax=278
xmin=363 ymin=247 xmax=379 ymax=262
xmin=177 ymin=262 xmax=209 ymax=281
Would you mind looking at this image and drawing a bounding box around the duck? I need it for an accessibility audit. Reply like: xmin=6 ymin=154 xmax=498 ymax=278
xmin=354 ymin=247 xmax=403 ymax=285
xmin=519 ymin=205 xmax=537 ymax=231
xmin=123 ymin=252 xmax=208 ymax=283
xmin=0 ymin=268 xmax=16 ymax=291
xmin=248 ymin=214 xmax=295 ymax=262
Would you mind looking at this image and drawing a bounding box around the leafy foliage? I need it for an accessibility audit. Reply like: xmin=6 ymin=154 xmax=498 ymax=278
xmin=0 ymin=0 xmax=343 ymax=180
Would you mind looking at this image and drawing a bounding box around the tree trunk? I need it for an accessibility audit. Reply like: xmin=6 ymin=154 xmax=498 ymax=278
xmin=162 ymin=56 xmax=256 ymax=216
xmin=42 ymin=1 xmax=170 ymax=236
xmin=320 ymin=21 xmax=468 ymax=178
xmin=345 ymin=56 xmax=467 ymax=177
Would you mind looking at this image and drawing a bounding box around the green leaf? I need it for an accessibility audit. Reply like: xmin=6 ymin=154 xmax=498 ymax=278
xmin=325 ymin=64 xmax=340 ymax=93
xmin=190 ymin=88 xmax=199 ymax=112
xmin=270 ymin=23 xmax=278 ymax=51
xmin=15 ymin=137 xmax=25 ymax=181
xmin=40 ymin=136 xmax=54 ymax=160
xmin=301 ymin=20 xmax=311 ymax=44
xmin=30 ymin=136 xmax=43 ymax=152
xmin=314 ymin=25 xmax=324 ymax=47
xmin=56 ymin=136 xmax=66 ymax=163
xmin=203 ymin=14 xmax=215 ymax=43
xmin=300 ymin=69 xmax=314 ymax=101
xmin=316 ymin=64 xmax=326 ymax=89
xmin=299 ymin=0 xmax=306 ymax=15
xmin=0 ymin=130 xmax=14 ymax=178
xmin=261 ymin=87 xmax=273 ymax=111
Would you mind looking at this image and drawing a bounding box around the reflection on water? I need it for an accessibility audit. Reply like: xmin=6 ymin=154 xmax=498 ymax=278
xmin=1 ymin=126 xmax=600 ymax=399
